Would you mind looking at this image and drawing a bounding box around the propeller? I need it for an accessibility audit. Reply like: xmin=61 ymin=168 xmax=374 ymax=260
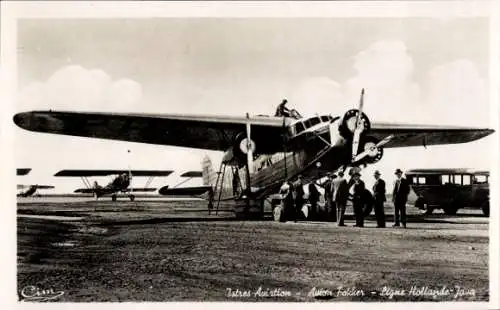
xmin=351 ymin=88 xmax=365 ymax=161
xmin=245 ymin=113 xmax=254 ymax=174
xmin=352 ymin=134 xmax=393 ymax=163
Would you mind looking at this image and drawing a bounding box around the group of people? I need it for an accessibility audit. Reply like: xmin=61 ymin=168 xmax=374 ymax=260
xmin=280 ymin=168 xmax=411 ymax=228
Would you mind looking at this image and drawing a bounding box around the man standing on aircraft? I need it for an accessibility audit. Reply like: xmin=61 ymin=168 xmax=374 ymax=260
xmin=293 ymin=175 xmax=305 ymax=221
xmin=275 ymin=99 xmax=291 ymax=117
xmin=392 ymin=168 xmax=410 ymax=228
xmin=372 ymin=170 xmax=386 ymax=228
xmin=349 ymin=171 xmax=365 ymax=227
xmin=334 ymin=171 xmax=349 ymax=226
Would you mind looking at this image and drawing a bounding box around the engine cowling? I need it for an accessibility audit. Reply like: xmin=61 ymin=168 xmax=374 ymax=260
xmin=358 ymin=136 xmax=384 ymax=164
xmin=338 ymin=109 xmax=371 ymax=140
xmin=221 ymin=133 xmax=257 ymax=166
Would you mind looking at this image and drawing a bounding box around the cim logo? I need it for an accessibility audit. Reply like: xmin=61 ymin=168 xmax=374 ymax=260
xmin=20 ymin=285 xmax=64 ymax=302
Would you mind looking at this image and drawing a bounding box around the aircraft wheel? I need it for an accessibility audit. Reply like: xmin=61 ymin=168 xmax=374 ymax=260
xmin=273 ymin=205 xmax=285 ymax=222
xmin=111 ymin=194 xmax=117 ymax=202
xmin=482 ymin=201 xmax=490 ymax=217
xmin=130 ymin=195 xmax=135 ymax=202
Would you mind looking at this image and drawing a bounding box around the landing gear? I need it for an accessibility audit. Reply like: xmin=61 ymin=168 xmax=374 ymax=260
xmin=111 ymin=194 xmax=117 ymax=202
xmin=129 ymin=194 xmax=135 ymax=202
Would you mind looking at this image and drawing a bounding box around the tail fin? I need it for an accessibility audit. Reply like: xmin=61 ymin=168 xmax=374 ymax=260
xmin=201 ymin=155 xmax=217 ymax=186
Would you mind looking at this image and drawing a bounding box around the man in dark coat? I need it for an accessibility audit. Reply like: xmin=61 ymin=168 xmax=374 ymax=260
xmin=323 ymin=173 xmax=337 ymax=222
xmin=293 ymin=175 xmax=305 ymax=221
xmin=372 ymin=170 xmax=386 ymax=228
xmin=392 ymin=168 xmax=410 ymax=228
xmin=348 ymin=171 xmax=365 ymax=227
xmin=333 ymin=171 xmax=349 ymax=226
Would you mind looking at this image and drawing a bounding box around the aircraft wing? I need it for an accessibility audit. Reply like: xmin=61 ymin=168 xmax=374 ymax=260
xmin=158 ymin=185 xmax=212 ymax=196
xmin=55 ymin=170 xmax=173 ymax=177
xmin=180 ymin=171 xmax=203 ymax=178
xmin=17 ymin=168 xmax=32 ymax=176
xmin=74 ymin=187 xmax=157 ymax=193
xmin=370 ymin=123 xmax=494 ymax=148
xmin=14 ymin=111 xmax=286 ymax=154
xmin=18 ymin=184 xmax=54 ymax=189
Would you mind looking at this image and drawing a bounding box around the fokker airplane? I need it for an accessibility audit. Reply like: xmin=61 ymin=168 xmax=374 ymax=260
xmin=158 ymin=171 xmax=213 ymax=196
xmin=54 ymin=169 xmax=173 ymax=201
xmin=16 ymin=168 xmax=55 ymax=197
xmin=14 ymin=89 xmax=494 ymax=220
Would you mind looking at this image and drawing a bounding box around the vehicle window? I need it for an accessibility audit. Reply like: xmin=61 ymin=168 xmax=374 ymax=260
xmin=474 ymin=175 xmax=488 ymax=184
xmin=426 ymin=175 xmax=440 ymax=185
xmin=441 ymin=175 xmax=450 ymax=184
xmin=462 ymin=175 xmax=471 ymax=185
xmin=418 ymin=177 xmax=426 ymax=184
xmin=453 ymin=174 xmax=462 ymax=185
xmin=304 ymin=120 xmax=311 ymax=128
xmin=310 ymin=117 xmax=321 ymax=127
xmin=320 ymin=116 xmax=329 ymax=122
xmin=295 ymin=122 xmax=305 ymax=134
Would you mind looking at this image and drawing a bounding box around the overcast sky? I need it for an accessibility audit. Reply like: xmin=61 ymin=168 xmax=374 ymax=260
xmin=14 ymin=17 xmax=495 ymax=193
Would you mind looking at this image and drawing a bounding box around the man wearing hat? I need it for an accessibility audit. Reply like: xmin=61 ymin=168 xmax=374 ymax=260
xmin=348 ymin=171 xmax=365 ymax=227
xmin=372 ymin=170 xmax=386 ymax=228
xmin=333 ymin=170 xmax=349 ymax=226
xmin=323 ymin=172 xmax=337 ymax=222
xmin=392 ymin=168 xmax=410 ymax=228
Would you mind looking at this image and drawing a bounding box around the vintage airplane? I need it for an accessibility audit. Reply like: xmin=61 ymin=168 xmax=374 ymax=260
xmin=17 ymin=184 xmax=55 ymax=197
xmin=53 ymin=169 xmax=173 ymax=201
xmin=14 ymin=89 xmax=494 ymax=220
xmin=16 ymin=168 xmax=55 ymax=197
xmin=158 ymin=171 xmax=213 ymax=197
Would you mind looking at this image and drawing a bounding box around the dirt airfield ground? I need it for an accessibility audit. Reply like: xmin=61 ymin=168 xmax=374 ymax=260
xmin=17 ymin=198 xmax=489 ymax=302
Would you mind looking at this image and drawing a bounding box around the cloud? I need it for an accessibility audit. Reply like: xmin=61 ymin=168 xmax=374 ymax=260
xmin=17 ymin=65 xmax=143 ymax=112
xmin=289 ymin=40 xmax=488 ymax=126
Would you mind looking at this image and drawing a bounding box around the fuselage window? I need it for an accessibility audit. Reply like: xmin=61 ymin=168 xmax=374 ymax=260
xmin=320 ymin=116 xmax=329 ymax=122
xmin=295 ymin=122 xmax=305 ymax=134
xmin=418 ymin=177 xmax=426 ymax=184
xmin=309 ymin=117 xmax=321 ymax=127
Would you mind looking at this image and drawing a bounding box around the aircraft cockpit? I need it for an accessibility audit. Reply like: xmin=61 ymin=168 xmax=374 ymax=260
xmin=288 ymin=115 xmax=337 ymax=137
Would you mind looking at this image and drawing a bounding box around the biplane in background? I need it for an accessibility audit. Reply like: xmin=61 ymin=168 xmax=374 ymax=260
xmin=53 ymin=169 xmax=173 ymax=201
xmin=406 ymin=168 xmax=490 ymax=216
xmin=16 ymin=168 xmax=55 ymax=197
xmin=14 ymin=89 xmax=494 ymax=220
xmin=159 ymin=171 xmax=212 ymax=197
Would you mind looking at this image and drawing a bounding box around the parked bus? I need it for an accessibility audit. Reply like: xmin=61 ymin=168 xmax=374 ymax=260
xmin=406 ymin=169 xmax=489 ymax=216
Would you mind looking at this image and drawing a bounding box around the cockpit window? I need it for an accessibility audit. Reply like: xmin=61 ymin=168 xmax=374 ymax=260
xmin=320 ymin=116 xmax=329 ymax=122
xmin=309 ymin=117 xmax=321 ymax=127
xmin=295 ymin=122 xmax=305 ymax=134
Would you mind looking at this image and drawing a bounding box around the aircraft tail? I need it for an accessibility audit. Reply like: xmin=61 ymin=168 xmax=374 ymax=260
xmin=201 ymin=155 xmax=217 ymax=186
xmin=201 ymin=155 xmax=237 ymax=200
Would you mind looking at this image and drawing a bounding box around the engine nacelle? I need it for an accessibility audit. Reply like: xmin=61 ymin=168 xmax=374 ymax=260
xmin=221 ymin=133 xmax=257 ymax=166
xmin=358 ymin=136 xmax=384 ymax=164
xmin=338 ymin=109 xmax=371 ymax=140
